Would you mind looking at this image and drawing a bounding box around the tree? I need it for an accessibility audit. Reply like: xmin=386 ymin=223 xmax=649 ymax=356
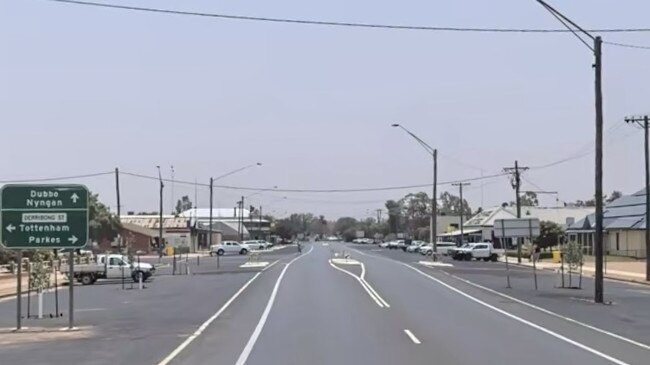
xmin=399 ymin=192 xmax=430 ymax=233
xmin=385 ymin=200 xmax=402 ymax=233
xmin=606 ymin=190 xmax=623 ymax=204
xmin=439 ymin=191 xmax=472 ymax=216
xmin=534 ymin=221 xmax=564 ymax=249
xmin=519 ymin=192 xmax=539 ymax=207
xmin=175 ymin=196 xmax=193 ymax=215
xmin=89 ymin=192 xmax=122 ymax=244
xmin=334 ymin=217 xmax=358 ymax=235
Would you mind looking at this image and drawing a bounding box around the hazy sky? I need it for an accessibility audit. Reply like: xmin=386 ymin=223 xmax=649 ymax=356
xmin=2 ymin=0 xmax=650 ymax=219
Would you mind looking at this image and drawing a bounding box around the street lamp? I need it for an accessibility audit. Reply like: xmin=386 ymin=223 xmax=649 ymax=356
xmin=392 ymin=123 xmax=438 ymax=256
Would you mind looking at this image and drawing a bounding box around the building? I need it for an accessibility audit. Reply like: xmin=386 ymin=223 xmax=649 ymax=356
xmin=103 ymin=215 xmax=194 ymax=254
xmin=444 ymin=205 xmax=594 ymax=245
xmin=567 ymin=188 xmax=648 ymax=258
xmin=178 ymin=208 xmax=271 ymax=244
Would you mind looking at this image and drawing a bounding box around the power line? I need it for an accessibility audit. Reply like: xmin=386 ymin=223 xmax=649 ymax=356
xmin=41 ymin=0 xmax=650 ymax=34
xmin=121 ymin=170 xmax=509 ymax=193
xmin=603 ymin=41 xmax=650 ymax=50
xmin=0 ymin=171 xmax=113 ymax=184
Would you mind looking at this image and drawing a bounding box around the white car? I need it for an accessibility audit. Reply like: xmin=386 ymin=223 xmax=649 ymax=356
xmin=244 ymin=240 xmax=273 ymax=250
xmin=379 ymin=241 xmax=392 ymax=248
xmin=406 ymin=241 xmax=427 ymax=253
xmin=210 ymin=241 xmax=250 ymax=256
xmin=388 ymin=240 xmax=405 ymax=250
xmin=419 ymin=242 xmax=458 ymax=256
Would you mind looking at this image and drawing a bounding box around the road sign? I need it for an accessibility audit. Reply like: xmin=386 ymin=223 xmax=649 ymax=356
xmin=1 ymin=184 xmax=89 ymax=249
xmin=494 ymin=218 xmax=540 ymax=238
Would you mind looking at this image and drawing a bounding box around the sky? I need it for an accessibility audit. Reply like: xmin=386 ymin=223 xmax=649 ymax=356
xmin=1 ymin=0 xmax=650 ymax=220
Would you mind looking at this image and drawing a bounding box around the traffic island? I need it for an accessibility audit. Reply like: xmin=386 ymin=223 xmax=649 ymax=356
xmin=0 ymin=326 xmax=93 ymax=346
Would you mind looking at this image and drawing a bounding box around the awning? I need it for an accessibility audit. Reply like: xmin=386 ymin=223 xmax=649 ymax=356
xmin=438 ymin=229 xmax=481 ymax=237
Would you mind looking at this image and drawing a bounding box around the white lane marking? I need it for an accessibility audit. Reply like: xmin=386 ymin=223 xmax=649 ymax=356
xmin=235 ymin=246 xmax=314 ymax=365
xmin=75 ymin=308 xmax=105 ymax=312
xmin=329 ymin=260 xmax=384 ymax=308
xmin=444 ymin=272 xmax=650 ymax=351
xmin=239 ymin=262 xmax=269 ymax=268
xmin=156 ymin=258 xmax=280 ymax=365
xmin=404 ymin=264 xmax=632 ymax=365
xmin=404 ymin=329 xmax=421 ymax=344
xmin=359 ymin=263 xmax=390 ymax=308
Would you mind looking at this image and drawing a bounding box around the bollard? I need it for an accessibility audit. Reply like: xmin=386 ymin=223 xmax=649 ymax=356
xmin=138 ymin=273 xmax=143 ymax=290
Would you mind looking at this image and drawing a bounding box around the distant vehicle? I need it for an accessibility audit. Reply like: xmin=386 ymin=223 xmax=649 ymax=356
xmin=326 ymin=236 xmax=339 ymax=242
xmin=379 ymin=241 xmax=391 ymax=248
xmin=210 ymin=241 xmax=250 ymax=256
xmin=60 ymin=254 xmax=154 ymax=285
xmin=447 ymin=243 xmax=472 ymax=257
xmin=244 ymin=240 xmax=273 ymax=250
xmin=419 ymin=242 xmax=457 ymax=256
xmin=387 ymin=240 xmax=405 ymax=250
xmin=406 ymin=241 xmax=427 ymax=253
xmin=353 ymin=238 xmax=374 ymax=244
xmin=452 ymin=243 xmax=502 ymax=261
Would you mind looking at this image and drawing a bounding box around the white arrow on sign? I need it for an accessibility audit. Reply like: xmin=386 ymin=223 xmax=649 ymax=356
xmin=70 ymin=193 xmax=80 ymax=204
xmin=68 ymin=235 xmax=78 ymax=244
xmin=5 ymin=224 xmax=16 ymax=233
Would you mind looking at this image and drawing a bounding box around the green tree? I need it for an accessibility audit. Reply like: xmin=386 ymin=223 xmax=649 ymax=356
xmin=519 ymin=192 xmax=539 ymax=207
xmin=175 ymin=195 xmax=193 ymax=215
xmin=334 ymin=217 xmax=358 ymax=235
xmin=29 ymin=251 xmax=51 ymax=292
xmin=385 ymin=200 xmax=402 ymax=233
xmin=89 ymin=192 xmax=122 ymax=244
xmin=439 ymin=191 xmax=472 ymax=216
xmin=534 ymin=221 xmax=564 ymax=249
xmin=399 ymin=192 xmax=430 ymax=232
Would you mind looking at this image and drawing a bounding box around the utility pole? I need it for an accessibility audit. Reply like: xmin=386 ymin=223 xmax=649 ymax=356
xmin=625 ymin=115 xmax=650 ymax=281
xmin=451 ymin=182 xmax=470 ymax=246
xmin=170 ymin=166 xmax=175 ymax=215
xmin=115 ymin=168 xmax=121 ymax=217
xmin=432 ymin=149 xmax=438 ymax=253
xmin=209 ymin=178 xmax=213 ymax=249
xmin=240 ymin=196 xmax=245 ymax=241
xmin=157 ymin=166 xmax=164 ymax=258
xmin=535 ymin=0 xmax=604 ymax=303
xmin=259 ymin=205 xmax=263 ymax=240
xmin=504 ymin=161 xmax=529 ymax=263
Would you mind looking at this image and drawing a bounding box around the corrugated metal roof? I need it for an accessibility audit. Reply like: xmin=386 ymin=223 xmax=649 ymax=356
xmin=120 ymin=216 xmax=190 ymax=229
xmin=567 ymin=188 xmax=648 ymax=231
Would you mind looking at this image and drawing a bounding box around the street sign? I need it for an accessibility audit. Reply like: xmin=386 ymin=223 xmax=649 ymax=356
xmin=0 ymin=184 xmax=89 ymax=249
xmin=494 ymin=218 xmax=541 ymax=238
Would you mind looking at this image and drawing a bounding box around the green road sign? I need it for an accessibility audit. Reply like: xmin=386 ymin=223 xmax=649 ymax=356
xmin=0 ymin=184 xmax=89 ymax=249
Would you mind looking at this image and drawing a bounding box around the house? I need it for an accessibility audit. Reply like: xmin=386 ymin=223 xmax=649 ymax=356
xmin=567 ymin=188 xmax=648 ymax=258
xmin=178 ymin=208 xmax=271 ymax=244
xmin=445 ymin=205 xmax=594 ymax=245
xmin=110 ymin=215 xmax=194 ymax=253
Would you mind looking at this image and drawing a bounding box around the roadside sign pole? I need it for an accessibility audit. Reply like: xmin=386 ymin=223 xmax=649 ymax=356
xmin=501 ymin=220 xmax=511 ymax=289
xmin=68 ymin=251 xmax=74 ymax=330
xmin=530 ymin=219 xmax=538 ymax=291
xmin=53 ymin=257 xmax=59 ymax=317
xmin=16 ymin=250 xmax=22 ymax=330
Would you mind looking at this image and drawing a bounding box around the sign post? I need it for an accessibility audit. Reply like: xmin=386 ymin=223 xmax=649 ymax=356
xmin=1 ymin=184 xmax=89 ymax=330
xmin=495 ymin=218 xmax=541 ymax=290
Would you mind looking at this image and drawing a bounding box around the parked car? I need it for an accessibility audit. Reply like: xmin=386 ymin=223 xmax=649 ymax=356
xmin=379 ymin=241 xmax=392 ymax=248
xmin=210 ymin=241 xmax=250 ymax=256
xmin=406 ymin=241 xmax=427 ymax=253
xmin=244 ymin=240 xmax=273 ymax=250
xmin=452 ymin=243 xmax=502 ymax=261
xmin=418 ymin=242 xmax=457 ymax=256
xmin=387 ymin=240 xmax=405 ymax=250
xmin=447 ymin=243 xmax=472 ymax=257
xmin=60 ymin=254 xmax=154 ymax=285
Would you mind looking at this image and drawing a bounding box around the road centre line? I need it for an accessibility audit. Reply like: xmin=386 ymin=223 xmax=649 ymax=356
xmin=235 ymin=246 xmax=314 ymax=365
xmin=404 ymin=263 xmax=632 ymax=365
xmin=403 ymin=329 xmax=421 ymax=344
xmin=156 ymin=258 xmax=280 ymax=365
xmin=359 ymin=262 xmax=390 ymax=308
xmin=350 ymin=246 xmax=650 ymax=352
xmin=328 ymin=260 xmax=384 ymax=308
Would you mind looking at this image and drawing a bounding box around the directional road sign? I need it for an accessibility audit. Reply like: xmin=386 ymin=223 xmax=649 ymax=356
xmin=0 ymin=184 xmax=89 ymax=249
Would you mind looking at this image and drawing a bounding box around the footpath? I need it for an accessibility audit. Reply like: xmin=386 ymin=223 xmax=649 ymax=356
xmin=499 ymin=256 xmax=648 ymax=284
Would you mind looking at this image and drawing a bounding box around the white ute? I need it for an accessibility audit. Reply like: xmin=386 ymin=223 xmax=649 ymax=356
xmin=60 ymin=254 xmax=155 ymax=285
xmin=451 ymin=243 xmax=503 ymax=262
xmin=210 ymin=241 xmax=250 ymax=256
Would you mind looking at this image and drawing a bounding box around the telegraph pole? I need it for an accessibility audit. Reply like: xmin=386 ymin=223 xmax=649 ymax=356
xmin=209 ymin=178 xmax=213 ymax=248
xmin=157 ymin=166 xmax=164 ymax=258
xmin=451 ymin=182 xmax=470 ymax=246
xmin=504 ymin=161 xmax=529 ymax=263
xmin=170 ymin=165 xmax=175 ymax=215
xmin=625 ymin=115 xmax=650 ymax=281
xmin=432 ymin=149 xmax=438 ymax=253
xmin=115 ymin=168 xmax=121 ymax=217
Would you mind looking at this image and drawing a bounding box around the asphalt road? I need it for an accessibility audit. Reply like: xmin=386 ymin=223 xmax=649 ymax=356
xmin=2 ymin=242 xmax=649 ymax=364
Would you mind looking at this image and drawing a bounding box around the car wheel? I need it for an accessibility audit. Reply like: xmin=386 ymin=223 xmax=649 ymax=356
xmin=427 ymin=250 xmax=433 ymax=256
xmin=464 ymin=254 xmax=471 ymax=261
xmin=259 ymin=245 xmax=265 ymax=250
xmin=240 ymin=248 xmax=248 ymax=255
xmin=483 ymin=257 xmax=490 ymax=262
xmin=490 ymin=254 xmax=498 ymax=262
xmin=80 ymin=274 xmax=94 ymax=285
xmin=217 ymin=249 xmax=225 ymax=256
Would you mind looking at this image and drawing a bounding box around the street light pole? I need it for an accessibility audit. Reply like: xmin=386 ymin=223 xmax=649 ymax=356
xmin=156 ymin=166 xmax=164 ymax=259
xmin=392 ymin=123 xmax=437 ymax=256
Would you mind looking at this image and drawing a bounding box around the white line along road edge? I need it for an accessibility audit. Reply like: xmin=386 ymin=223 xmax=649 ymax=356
xmin=359 ymin=262 xmax=390 ymax=308
xmin=235 ymin=246 xmax=314 ymax=365
xmin=328 ymin=259 xmax=389 ymax=308
xmin=156 ymin=259 xmax=280 ymax=365
xmin=403 ymin=263 xmax=632 ymax=365
xmin=404 ymin=329 xmax=421 ymax=344
xmin=446 ymin=273 xmax=650 ymax=351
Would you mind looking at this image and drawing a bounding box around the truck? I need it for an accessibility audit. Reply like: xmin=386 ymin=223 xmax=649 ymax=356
xmin=451 ymin=243 xmax=503 ymax=262
xmin=60 ymin=254 xmax=155 ymax=285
